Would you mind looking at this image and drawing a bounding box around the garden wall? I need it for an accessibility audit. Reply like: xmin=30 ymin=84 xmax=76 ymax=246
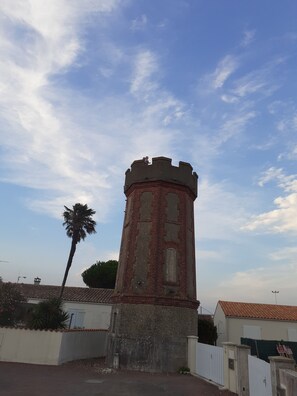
xmin=0 ymin=327 xmax=107 ymax=365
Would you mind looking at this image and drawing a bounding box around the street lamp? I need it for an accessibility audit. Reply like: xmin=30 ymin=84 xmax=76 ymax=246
xmin=17 ymin=276 xmax=26 ymax=283
xmin=272 ymin=290 xmax=279 ymax=304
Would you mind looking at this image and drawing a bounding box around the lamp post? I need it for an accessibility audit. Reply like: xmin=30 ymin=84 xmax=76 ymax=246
xmin=17 ymin=276 xmax=26 ymax=283
xmin=272 ymin=290 xmax=279 ymax=304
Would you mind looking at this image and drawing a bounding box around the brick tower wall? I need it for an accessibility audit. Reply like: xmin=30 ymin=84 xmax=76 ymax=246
xmin=107 ymin=157 xmax=199 ymax=372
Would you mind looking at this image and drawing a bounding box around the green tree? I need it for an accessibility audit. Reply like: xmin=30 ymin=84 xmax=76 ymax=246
xmin=198 ymin=318 xmax=218 ymax=345
xmin=82 ymin=260 xmax=118 ymax=288
xmin=27 ymin=298 xmax=69 ymax=330
xmin=0 ymin=282 xmax=25 ymax=326
xmin=60 ymin=203 xmax=96 ymax=298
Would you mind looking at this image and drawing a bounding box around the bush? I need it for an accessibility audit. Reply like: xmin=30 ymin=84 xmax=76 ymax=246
xmin=198 ymin=318 xmax=218 ymax=345
xmin=27 ymin=298 xmax=69 ymax=330
xmin=0 ymin=282 xmax=25 ymax=326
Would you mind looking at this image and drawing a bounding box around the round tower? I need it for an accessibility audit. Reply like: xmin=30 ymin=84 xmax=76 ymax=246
xmin=107 ymin=156 xmax=199 ymax=372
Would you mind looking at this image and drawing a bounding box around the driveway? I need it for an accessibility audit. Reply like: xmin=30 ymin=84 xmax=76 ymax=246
xmin=0 ymin=359 xmax=235 ymax=396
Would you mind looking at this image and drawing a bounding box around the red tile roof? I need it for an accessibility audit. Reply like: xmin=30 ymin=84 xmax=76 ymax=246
xmin=219 ymin=300 xmax=297 ymax=322
xmin=14 ymin=283 xmax=113 ymax=304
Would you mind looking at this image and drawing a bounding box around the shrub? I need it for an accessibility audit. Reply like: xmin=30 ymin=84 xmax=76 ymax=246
xmin=198 ymin=318 xmax=218 ymax=345
xmin=0 ymin=282 xmax=25 ymax=326
xmin=27 ymin=298 xmax=69 ymax=330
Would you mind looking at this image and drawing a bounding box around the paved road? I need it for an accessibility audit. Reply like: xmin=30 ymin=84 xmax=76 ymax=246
xmin=0 ymin=359 xmax=235 ymax=396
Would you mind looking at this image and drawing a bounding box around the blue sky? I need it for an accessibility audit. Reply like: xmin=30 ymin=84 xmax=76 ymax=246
xmin=1 ymin=0 xmax=297 ymax=313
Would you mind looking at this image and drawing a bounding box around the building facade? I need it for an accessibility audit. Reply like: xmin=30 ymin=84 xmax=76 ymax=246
xmin=214 ymin=300 xmax=297 ymax=346
xmin=107 ymin=156 xmax=199 ymax=372
xmin=16 ymin=283 xmax=113 ymax=330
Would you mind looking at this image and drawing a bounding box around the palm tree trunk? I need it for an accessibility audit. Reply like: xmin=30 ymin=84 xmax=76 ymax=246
xmin=60 ymin=237 xmax=77 ymax=299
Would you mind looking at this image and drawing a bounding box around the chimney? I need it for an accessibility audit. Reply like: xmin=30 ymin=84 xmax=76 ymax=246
xmin=34 ymin=277 xmax=41 ymax=285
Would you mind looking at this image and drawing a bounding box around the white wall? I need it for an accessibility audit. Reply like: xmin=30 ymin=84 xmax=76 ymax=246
xmin=64 ymin=302 xmax=112 ymax=329
xmin=214 ymin=304 xmax=227 ymax=346
xmin=0 ymin=327 xmax=108 ymax=365
xmin=216 ymin=316 xmax=297 ymax=346
xmin=0 ymin=328 xmax=62 ymax=364
xmin=28 ymin=299 xmax=112 ymax=330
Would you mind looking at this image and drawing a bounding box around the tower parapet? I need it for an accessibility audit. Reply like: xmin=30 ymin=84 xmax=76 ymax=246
xmin=125 ymin=156 xmax=198 ymax=198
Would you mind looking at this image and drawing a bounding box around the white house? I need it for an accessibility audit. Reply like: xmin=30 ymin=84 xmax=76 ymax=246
xmin=214 ymin=300 xmax=297 ymax=346
xmin=16 ymin=283 xmax=113 ymax=330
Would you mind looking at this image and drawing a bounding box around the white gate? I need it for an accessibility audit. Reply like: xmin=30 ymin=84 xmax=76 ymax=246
xmin=248 ymin=355 xmax=272 ymax=396
xmin=196 ymin=342 xmax=224 ymax=386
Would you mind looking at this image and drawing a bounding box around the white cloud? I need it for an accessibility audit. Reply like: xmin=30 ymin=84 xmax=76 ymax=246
xmin=270 ymin=246 xmax=297 ymax=262
xmin=130 ymin=14 xmax=148 ymax=31
xmin=221 ymin=94 xmax=239 ymax=104
xmin=130 ymin=50 xmax=159 ymax=99
xmin=0 ymin=1 xmax=189 ymax=222
xmin=198 ymin=257 xmax=297 ymax=310
xmin=257 ymin=167 xmax=297 ymax=191
xmin=244 ymin=168 xmax=297 ymax=234
xmin=196 ymin=178 xmax=249 ymax=241
xmin=215 ymin=111 xmax=256 ymax=145
xmin=211 ymin=55 xmax=238 ymax=89
xmin=258 ymin=167 xmax=285 ymax=187
xmin=244 ymin=193 xmax=297 ymax=234
xmin=240 ymin=29 xmax=256 ymax=47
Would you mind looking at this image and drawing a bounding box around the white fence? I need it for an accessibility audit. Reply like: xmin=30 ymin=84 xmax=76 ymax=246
xmin=248 ymin=355 xmax=272 ymax=396
xmin=188 ymin=339 xmax=295 ymax=395
xmin=0 ymin=327 xmax=107 ymax=365
xmin=195 ymin=342 xmax=224 ymax=386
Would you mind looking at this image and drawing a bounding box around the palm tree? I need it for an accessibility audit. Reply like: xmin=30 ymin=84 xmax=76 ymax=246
xmin=60 ymin=203 xmax=96 ymax=299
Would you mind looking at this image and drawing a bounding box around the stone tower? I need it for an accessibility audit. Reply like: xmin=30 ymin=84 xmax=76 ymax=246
xmin=107 ymin=156 xmax=199 ymax=372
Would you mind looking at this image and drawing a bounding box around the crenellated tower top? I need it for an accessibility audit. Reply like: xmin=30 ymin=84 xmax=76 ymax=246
xmin=124 ymin=156 xmax=198 ymax=198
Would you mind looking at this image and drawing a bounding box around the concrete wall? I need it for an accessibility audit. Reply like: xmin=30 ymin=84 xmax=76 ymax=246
xmin=28 ymin=299 xmax=112 ymax=330
xmin=107 ymin=303 xmax=197 ymax=372
xmin=0 ymin=327 xmax=107 ymax=365
xmin=59 ymin=330 xmax=107 ymax=364
xmin=279 ymin=368 xmax=297 ymax=396
xmin=269 ymin=356 xmax=296 ymax=396
xmin=214 ymin=305 xmax=297 ymax=346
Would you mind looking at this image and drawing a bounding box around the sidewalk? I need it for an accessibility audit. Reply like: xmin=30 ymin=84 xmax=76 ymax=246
xmin=0 ymin=359 xmax=235 ymax=396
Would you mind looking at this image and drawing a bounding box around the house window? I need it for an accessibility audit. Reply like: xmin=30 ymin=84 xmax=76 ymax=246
xmin=243 ymin=325 xmax=261 ymax=340
xmin=288 ymin=328 xmax=297 ymax=342
xmin=67 ymin=309 xmax=85 ymax=329
xmin=165 ymin=248 xmax=177 ymax=283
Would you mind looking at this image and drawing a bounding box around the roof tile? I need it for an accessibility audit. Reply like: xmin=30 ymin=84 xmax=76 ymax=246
xmin=14 ymin=283 xmax=113 ymax=304
xmin=219 ymin=300 xmax=297 ymax=321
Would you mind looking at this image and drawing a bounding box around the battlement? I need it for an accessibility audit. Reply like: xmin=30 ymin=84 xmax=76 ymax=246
xmin=124 ymin=156 xmax=198 ymax=197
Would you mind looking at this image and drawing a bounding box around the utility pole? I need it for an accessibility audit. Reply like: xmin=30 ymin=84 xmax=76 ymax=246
xmin=272 ymin=290 xmax=279 ymax=304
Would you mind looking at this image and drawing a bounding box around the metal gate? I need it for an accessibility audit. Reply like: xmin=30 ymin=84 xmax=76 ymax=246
xmin=196 ymin=342 xmax=224 ymax=386
xmin=248 ymin=355 xmax=272 ymax=396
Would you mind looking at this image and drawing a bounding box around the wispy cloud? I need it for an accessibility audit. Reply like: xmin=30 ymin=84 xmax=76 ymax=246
xmin=130 ymin=14 xmax=148 ymax=31
xmin=215 ymin=110 xmax=256 ymax=145
xmin=130 ymin=50 xmax=159 ymax=99
xmin=244 ymin=168 xmax=297 ymax=234
xmin=0 ymin=2 xmax=188 ymax=221
xmin=218 ymin=261 xmax=297 ymax=303
xmin=240 ymin=29 xmax=256 ymax=47
xmin=196 ymin=178 xmax=250 ymax=241
xmin=232 ymin=71 xmax=272 ymax=98
xmin=210 ymin=55 xmax=239 ymax=89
